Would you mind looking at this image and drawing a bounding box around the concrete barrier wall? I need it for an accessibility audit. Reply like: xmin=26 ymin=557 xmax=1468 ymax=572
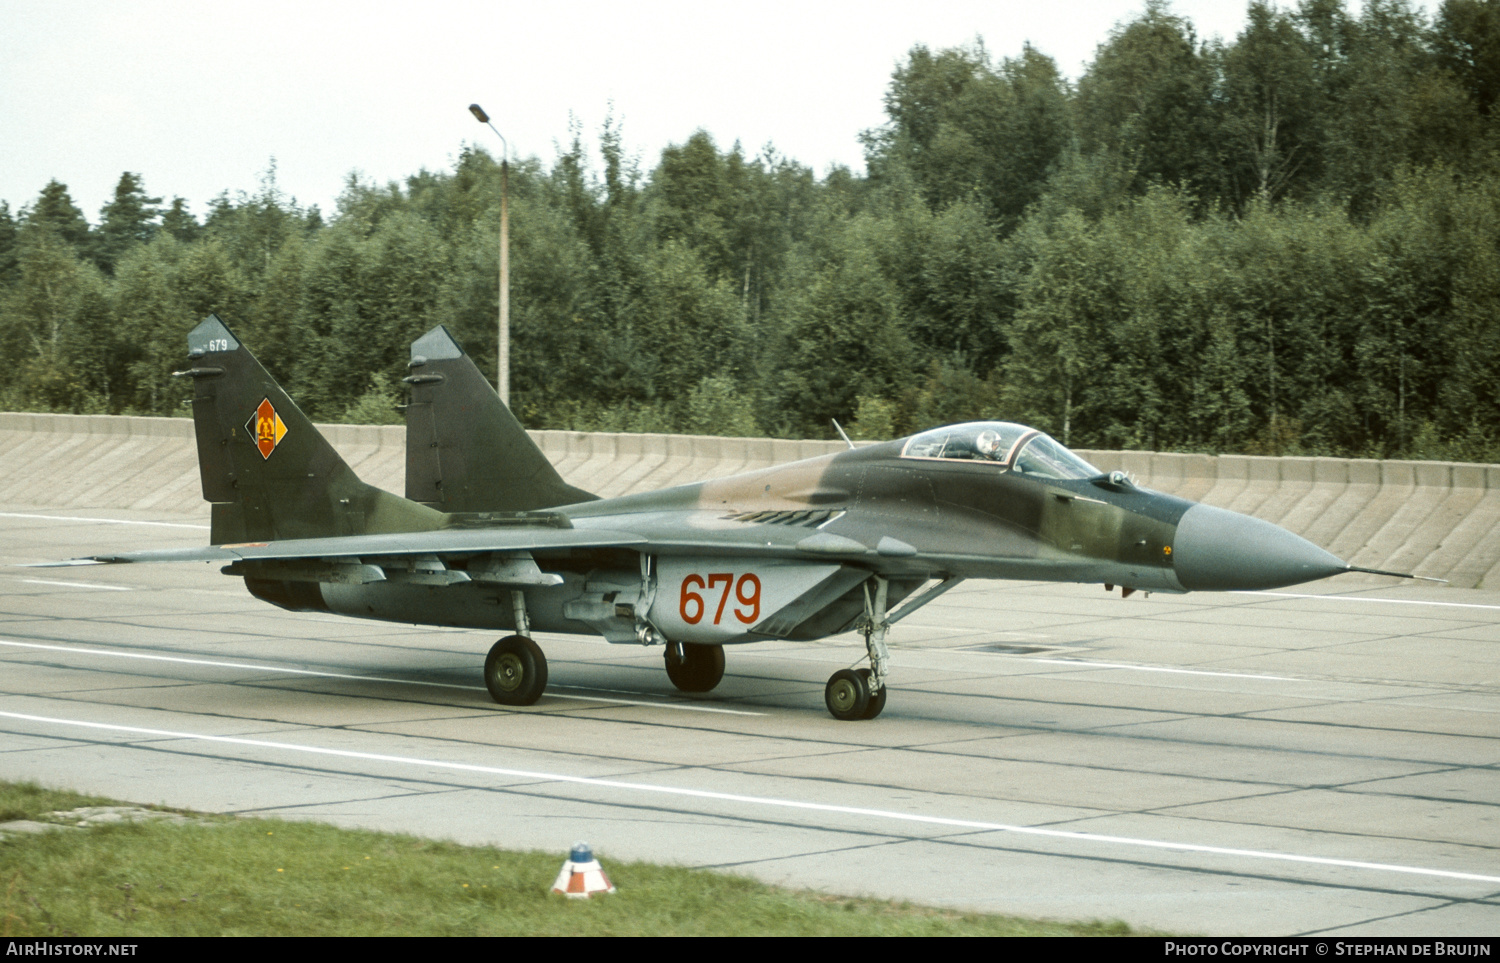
xmin=2 ymin=413 xmax=1496 ymax=588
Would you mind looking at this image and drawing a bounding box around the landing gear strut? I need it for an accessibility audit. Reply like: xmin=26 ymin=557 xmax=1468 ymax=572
xmin=484 ymin=589 xmax=548 ymax=706
xmin=664 ymin=641 xmax=725 ymax=693
xmin=824 ymin=576 xmax=890 ymax=721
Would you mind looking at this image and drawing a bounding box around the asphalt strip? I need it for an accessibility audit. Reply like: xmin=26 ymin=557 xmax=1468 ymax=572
xmin=0 ymin=639 xmax=762 ymax=716
xmin=1 ymin=707 xmax=1496 ymax=887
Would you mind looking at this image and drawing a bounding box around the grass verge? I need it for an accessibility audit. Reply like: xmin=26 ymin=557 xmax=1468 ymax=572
xmin=0 ymin=781 xmax=1135 ymax=936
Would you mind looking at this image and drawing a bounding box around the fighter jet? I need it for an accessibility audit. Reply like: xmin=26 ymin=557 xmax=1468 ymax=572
xmin=61 ymin=315 xmax=1418 ymax=720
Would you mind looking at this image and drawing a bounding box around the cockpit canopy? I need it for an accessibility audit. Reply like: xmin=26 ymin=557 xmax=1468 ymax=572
xmin=900 ymin=421 xmax=1101 ymax=480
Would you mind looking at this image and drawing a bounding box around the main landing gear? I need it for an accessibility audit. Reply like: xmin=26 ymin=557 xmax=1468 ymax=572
xmin=485 ymin=634 xmax=547 ymax=705
xmin=485 ymin=589 xmax=548 ymax=706
xmin=664 ymin=641 xmax=725 ymax=693
xmin=824 ymin=576 xmax=891 ymax=721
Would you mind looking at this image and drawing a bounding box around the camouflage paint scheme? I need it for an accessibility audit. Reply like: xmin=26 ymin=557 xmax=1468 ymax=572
xmin=71 ymin=316 xmax=1404 ymax=720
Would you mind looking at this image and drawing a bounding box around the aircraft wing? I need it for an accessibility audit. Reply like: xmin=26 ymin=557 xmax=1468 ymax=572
xmin=47 ymin=527 xmax=649 ymax=566
xmin=42 ymin=504 xmax=1119 ymax=585
xmin=54 ymin=518 xmax=911 ymax=570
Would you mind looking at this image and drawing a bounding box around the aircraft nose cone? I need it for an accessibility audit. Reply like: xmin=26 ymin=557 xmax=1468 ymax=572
xmin=1173 ymin=503 xmax=1347 ymax=591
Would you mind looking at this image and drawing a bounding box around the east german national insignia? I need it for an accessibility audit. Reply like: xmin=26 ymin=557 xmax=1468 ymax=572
xmin=246 ymin=397 xmax=287 ymax=460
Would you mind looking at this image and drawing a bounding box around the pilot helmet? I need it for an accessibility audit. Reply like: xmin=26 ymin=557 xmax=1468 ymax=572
xmin=974 ymin=429 xmax=1002 ymax=458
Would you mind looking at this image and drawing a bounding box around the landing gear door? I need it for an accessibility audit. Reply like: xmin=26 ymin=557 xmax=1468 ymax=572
xmin=650 ymin=559 xmax=848 ymax=644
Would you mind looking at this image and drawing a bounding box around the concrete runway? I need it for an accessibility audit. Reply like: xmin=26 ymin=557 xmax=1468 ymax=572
xmin=2 ymin=508 xmax=1498 ymax=935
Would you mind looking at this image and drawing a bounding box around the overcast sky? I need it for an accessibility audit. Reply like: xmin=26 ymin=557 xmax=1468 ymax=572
xmin=1 ymin=1 xmax=1428 ymax=222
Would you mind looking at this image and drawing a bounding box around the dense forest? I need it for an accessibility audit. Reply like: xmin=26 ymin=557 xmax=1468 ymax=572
xmin=4 ymin=0 xmax=1500 ymax=462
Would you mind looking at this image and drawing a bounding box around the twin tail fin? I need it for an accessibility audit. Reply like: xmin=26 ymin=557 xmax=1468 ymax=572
xmin=403 ymin=325 xmax=597 ymax=512
xmin=179 ymin=315 xmax=444 ymax=545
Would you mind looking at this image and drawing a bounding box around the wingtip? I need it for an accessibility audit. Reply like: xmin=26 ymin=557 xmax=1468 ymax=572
xmin=15 ymin=558 xmax=107 ymax=568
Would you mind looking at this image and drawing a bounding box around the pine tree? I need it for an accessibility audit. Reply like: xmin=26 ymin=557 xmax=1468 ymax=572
xmin=0 ymin=201 xmax=18 ymax=286
xmin=96 ymin=172 xmax=163 ymax=273
xmin=24 ymin=180 xmax=93 ymax=253
xmin=160 ymin=197 xmax=200 ymax=243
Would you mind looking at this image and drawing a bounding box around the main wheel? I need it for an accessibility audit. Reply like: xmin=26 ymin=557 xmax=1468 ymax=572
xmin=664 ymin=642 xmax=726 ymax=693
xmin=484 ymin=635 xmax=548 ymax=706
xmin=858 ymin=669 xmax=887 ymax=720
xmin=824 ymin=668 xmax=871 ymax=721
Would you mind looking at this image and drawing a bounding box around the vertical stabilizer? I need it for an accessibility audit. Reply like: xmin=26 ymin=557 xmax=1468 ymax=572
xmin=181 ymin=315 xmax=444 ymax=544
xmin=404 ymin=326 xmax=597 ymax=512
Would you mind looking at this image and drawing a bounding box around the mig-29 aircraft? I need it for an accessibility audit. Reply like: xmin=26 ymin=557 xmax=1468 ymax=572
xmin=58 ymin=316 xmax=1417 ymax=720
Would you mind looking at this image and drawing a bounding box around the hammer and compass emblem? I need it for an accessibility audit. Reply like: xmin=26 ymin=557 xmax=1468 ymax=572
xmin=245 ymin=398 xmax=287 ymax=460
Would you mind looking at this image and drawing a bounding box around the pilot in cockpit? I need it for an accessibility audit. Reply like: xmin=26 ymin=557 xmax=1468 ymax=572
xmin=974 ymin=429 xmax=1003 ymax=460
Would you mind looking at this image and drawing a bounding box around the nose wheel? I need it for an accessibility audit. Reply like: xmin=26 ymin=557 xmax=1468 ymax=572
xmin=824 ymin=668 xmax=885 ymax=720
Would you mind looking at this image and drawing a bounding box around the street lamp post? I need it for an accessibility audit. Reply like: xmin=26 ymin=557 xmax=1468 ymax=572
xmin=468 ymin=103 xmax=510 ymax=406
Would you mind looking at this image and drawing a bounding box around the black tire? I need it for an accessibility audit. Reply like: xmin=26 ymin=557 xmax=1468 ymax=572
xmin=664 ymin=642 xmax=726 ymax=693
xmin=824 ymin=668 xmax=871 ymax=721
xmin=484 ymin=635 xmax=548 ymax=706
xmin=858 ymin=669 xmax=887 ymax=720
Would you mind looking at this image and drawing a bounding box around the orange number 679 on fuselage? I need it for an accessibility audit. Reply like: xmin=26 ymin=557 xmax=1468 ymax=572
xmin=679 ymin=573 xmax=761 ymax=626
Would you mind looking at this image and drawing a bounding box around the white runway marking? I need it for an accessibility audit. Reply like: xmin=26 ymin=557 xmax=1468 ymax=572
xmin=549 ymin=686 xmax=762 ymax=715
xmin=0 ymin=512 xmax=210 ymax=530
xmin=1024 ymin=658 xmax=1295 ymax=682
xmin=0 ymin=639 xmax=763 ymax=716
xmin=1238 ymin=591 xmax=1500 ymax=613
xmin=2 ymin=707 xmax=1495 ymax=886
xmin=17 ymin=579 xmax=131 ymax=592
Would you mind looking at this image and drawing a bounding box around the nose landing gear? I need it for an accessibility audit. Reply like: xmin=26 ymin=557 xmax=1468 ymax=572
xmin=825 ymin=576 xmax=891 ymax=721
